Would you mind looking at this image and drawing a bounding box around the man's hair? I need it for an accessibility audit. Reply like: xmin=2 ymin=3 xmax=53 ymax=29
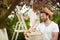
xmin=41 ymin=12 xmax=51 ymax=18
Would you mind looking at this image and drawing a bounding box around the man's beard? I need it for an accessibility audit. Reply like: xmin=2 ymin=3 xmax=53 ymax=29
xmin=42 ymin=18 xmax=48 ymax=22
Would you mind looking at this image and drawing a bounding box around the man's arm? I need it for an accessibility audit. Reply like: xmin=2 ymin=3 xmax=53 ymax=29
xmin=24 ymin=19 xmax=38 ymax=33
xmin=24 ymin=19 xmax=38 ymax=37
xmin=32 ymin=19 xmax=38 ymax=27
xmin=52 ymin=32 xmax=59 ymax=40
xmin=29 ymin=19 xmax=38 ymax=32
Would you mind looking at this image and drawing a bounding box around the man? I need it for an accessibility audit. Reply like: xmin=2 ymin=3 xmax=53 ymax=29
xmin=24 ymin=2 xmax=40 ymax=36
xmin=36 ymin=7 xmax=59 ymax=40
xmin=16 ymin=0 xmax=40 ymax=36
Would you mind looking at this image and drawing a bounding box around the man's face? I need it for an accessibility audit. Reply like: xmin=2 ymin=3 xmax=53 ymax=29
xmin=41 ymin=13 xmax=48 ymax=22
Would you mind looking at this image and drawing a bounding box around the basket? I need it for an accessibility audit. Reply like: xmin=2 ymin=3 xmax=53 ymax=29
xmin=25 ymin=32 xmax=43 ymax=40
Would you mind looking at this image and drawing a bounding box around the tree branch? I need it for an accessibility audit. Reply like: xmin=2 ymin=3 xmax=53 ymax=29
xmin=0 ymin=0 xmax=21 ymax=23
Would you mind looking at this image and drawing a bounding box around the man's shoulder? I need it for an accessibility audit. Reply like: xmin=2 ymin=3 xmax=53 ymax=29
xmin=51 ymin=21 xmax=59 ymax=32
xmin=51 ymin=21 xmax=59 ymax=28
xmin=51 ymin=21 xmax=58 ymax=26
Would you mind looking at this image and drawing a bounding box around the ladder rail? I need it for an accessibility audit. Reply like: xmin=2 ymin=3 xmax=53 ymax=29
xmin=11 ymin=6 xmax=28 ymax=40
xmin=11 ymin=22 xmax=19 ymax=40
xmin=15 ymin=22 xmax=22 ymax=40
xmin=16 ymin=6 xmax=27 ymax=30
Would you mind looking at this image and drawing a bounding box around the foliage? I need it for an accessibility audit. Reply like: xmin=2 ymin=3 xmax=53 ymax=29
xmin=5 ymin=15 xmax=18 ymax=40
xmin=5 ymin=14 xmax=29 ymax=40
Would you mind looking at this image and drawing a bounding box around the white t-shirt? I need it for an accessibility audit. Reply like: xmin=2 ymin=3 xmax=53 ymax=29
xmin=36 ymin=21 xmax=59 ymax=40
xmin=28 ymin=9 xmax=40 ymax=27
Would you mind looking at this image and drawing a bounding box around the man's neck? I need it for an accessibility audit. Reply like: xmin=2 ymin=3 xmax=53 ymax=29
xmin=44 ymin=19 xmax=51 ymax=26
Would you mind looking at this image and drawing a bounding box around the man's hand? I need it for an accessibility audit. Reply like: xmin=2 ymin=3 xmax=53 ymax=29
xmin=24 ymin=30 xmax=31 ymax=36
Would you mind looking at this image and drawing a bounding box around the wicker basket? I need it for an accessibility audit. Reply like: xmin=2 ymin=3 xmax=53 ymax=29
xmin=26 ymin=32 xmax=43 ymax=40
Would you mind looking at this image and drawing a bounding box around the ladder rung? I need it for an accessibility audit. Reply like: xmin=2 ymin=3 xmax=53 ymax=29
xmin=15 ymin=30 xmax=25 ymax=32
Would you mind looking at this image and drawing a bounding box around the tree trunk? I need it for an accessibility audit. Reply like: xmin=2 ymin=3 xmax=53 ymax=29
xmin=0 ymin=0 xmax=21 ymax=28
